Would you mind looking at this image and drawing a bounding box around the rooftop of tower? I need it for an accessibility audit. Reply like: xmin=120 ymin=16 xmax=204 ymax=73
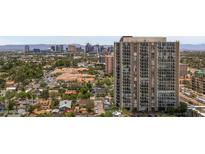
xmin=120 ymin=36 xmax=167 ymax=42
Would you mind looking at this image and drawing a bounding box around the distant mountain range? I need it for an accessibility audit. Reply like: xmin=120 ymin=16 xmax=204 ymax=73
xmin=0 ymin=44 xmax=205 ymax=51
xmin=180 ymin=44 xmax=205 ymax=51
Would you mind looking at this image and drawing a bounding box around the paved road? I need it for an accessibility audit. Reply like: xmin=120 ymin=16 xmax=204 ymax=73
xmin=179 ymin=93 xmax=204 ymax=106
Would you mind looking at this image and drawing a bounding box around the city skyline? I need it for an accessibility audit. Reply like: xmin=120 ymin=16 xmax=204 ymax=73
xmin=1 ymin=36 xmax=205 ymax=45
xmin=0 ymin=35 xmax=205 ymax=117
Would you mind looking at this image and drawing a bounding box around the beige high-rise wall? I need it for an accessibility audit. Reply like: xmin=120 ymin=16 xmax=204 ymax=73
xmin=114 ymin=36 xmax=180 ymax=111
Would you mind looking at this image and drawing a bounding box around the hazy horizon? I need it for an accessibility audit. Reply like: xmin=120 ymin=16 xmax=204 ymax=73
xmin=1 ymin=36 xmax=205 ymax=45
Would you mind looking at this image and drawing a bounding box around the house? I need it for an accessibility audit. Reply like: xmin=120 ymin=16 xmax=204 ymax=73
xmin=0 ymin=90 xmax=6 ymax=97
xmin=74 ymin=106 xmax=80 ymax=113
xmin=59 ymin=100 xmax=72 ymax=111
xmin=65 ymin=90 xmax=78 ymax=95
xmin=33 ymin=83 xmax=40 ymax=90
xmin=52 ymin=109 xmax=60 ymax=113
xmin=49 ymin=90 xmax=59 ymax=96
xmin=25 ymin=88 xmax=32 ymax=93
xmin=17 ymin=109 xmax=27 ymax=116
xmin=33 ymin=109 xmax=50 ymax=115
xmin=93 ymin=87 xmax=106 ymax=96
xmin=103 ymin=100 xmax=111 ymax=110
xmin=79 ymin=108 xmax=88 ymax=114
xmin=112 ymin=111 xmax=121 ymax=117
xmin=77 ymin=99 xmax=89 ymax=107
xmin=6 ymin=81 xmax=15 ymax=86
xmin=35 ymin=88 xmax=43 ymax=96
xmin=77 ymin=62 xmax=87 ymax=67
xmin=90 ymin=96 xmax=96 ymax=100
xmin=0 ymin=103 xmax=5 ymax=112
xmin=49 ymin=90 xmax=58 ymax=94
xmin=6 ymin=86 xmax=16 ymax=91
xmin=94 ymin=100 xmax=104 ymax=115
xmin=16 ymin=100 xmax=35 ymax=110
xmin=37 ymin=99 xmax=51 ymax=110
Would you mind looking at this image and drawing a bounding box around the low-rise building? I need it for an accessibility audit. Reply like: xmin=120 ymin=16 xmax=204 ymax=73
xmin=180 ymin=63 xmax=188 ymax=78
xmin=37 ymin=99 xmax=51 ymax=110
xmin=64 ymin=90 xmax=78 ymax=95
xmin=192 ymin=70 xmax=205 ymax=94
xmin=188 ymin=105 xmax=205 ymax=117
xmin=0 ymin=103 xmax=5 ymax=112
xmin=6 ymin=81 xmax=15 ymax=86
xmin=6 ymin=86 xmax=16 ymax=91
xmin=59 ymin=100 xmax=72 ymax=111
xmin=16 ymin=100 xmax=35 ymax=110
xmin=93 ymin=87 xmax=106 ymax=96
xmin=112 ymin=111 xmax=121 ymax=117
xmin=17 ymin=109 xmax=27 ymax=116
xmin=103 ymin=99 xmax=111 ymax=110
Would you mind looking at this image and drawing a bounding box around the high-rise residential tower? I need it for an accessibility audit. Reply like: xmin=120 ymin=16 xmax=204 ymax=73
xmin=105 ymin=54 xmax=114 ymax=75
xmin=68 ymin=45 xmax=77 ymax=54
xmin=114 ymin=36 xmax=179 ymax=111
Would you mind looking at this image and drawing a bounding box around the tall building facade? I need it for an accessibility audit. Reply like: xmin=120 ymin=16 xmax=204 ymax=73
xmin=51 ymin=46 xmax=56 ymax=52
xmin=105 ymin=54 xmax=114 ymax=75
xmin=85 ymin=43 xmax=93 ymax=53
xmin=24 ymin=45 xmax=30 ymax=53
xmin=56 ymin=45 xmax=64 ymax=52
xmin=50 ymin=45 xmax=64 ymax=52
xmin=114 ymin=36 xmax=180 ymax=111
xmin=68 ymin=45 xmax=77 ymax=54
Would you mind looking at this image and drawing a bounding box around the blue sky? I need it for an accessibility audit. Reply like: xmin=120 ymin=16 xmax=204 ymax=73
xmin=0 ymin=36 xmax=120 ymax=45
xmin=0 ymin=36 xmax=205 ymax=45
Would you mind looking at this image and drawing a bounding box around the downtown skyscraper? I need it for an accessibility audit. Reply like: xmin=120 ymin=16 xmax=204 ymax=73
xmin=114 ymin=36 xmax=179 ymax=111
